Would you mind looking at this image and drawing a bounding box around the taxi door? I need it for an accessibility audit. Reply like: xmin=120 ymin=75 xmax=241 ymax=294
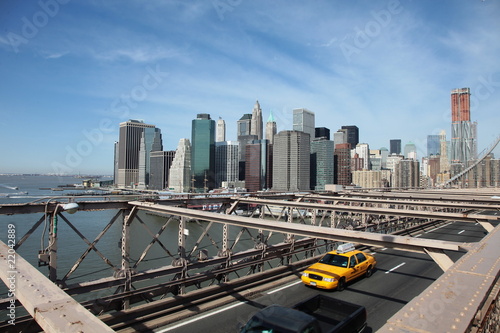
xmin=347 ymin=255 xmax=360 ymax=281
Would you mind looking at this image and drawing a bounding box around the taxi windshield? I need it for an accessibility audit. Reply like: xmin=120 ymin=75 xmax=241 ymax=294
xmin=319 ymin=253 xmax=349 ymax=267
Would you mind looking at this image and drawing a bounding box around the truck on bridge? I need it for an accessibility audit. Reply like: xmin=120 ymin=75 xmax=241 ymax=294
xmin=240 ymin=294 xmax=367 ymax=333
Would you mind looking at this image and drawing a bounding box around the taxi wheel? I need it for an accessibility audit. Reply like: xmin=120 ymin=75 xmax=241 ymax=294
xmin=337 ymin=277 xmax=346 ymax=291
xmin=366 ymin=266 xmax=373 ymax=278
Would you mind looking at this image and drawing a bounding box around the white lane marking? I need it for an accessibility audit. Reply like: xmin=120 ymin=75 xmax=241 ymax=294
xmin=458 ymin=230 xmax=465 ymax=234
xmin=267 ymin=280 xmax=303 ymax=294
xmin=385 ymin=262 xmax=406 ymax=274
xmin=156 ymin=301 xmax=247 ymax=332
xmin=426 ymin=222 xmax=453 ymax=233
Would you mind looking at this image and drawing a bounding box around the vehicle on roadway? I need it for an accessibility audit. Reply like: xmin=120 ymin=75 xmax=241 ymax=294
xmin=240 ymin=294 xmax=367 ymax=333
xmin=301 ymin=243 xmax=376 ymax=290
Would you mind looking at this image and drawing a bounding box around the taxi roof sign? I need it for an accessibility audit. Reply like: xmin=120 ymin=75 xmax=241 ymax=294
xmin=336 ymin=243 xmax=355 ymax=254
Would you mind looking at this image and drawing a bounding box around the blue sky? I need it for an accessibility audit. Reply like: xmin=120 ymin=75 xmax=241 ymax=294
xmin=1 ymin=0 xmax=499 ymax=174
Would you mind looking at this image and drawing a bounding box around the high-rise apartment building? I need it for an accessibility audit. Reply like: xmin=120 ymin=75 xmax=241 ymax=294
xmin=216 ymin=117 xmax=226 ymax=142
xmin=310 ymin=137 xmax=334 ymax=190
xmin=250 ymin=101 xmax=263 ymax=140
xmin=169 ymin=138 xmax=191 ymax=192
xmin=265 ymin=111 xmax=277 ymax=145
xmin=273 ymin=131 xmax=310 ymax=191
xmin=450 ymin=88 xmax=477 ymax=164
xmin=149 ymin=150 xmax=176 ymax=190
xmin=341 ymin=125 xmax=359 ymax=149
xmin=334 ymin=143 xmax=352 ymax=186
xmin=215 ymin=141 xmax=239 ymax=188
xmin=245 ymin=140 xmax=272 ymax=192
xmin=293 ymin=108 xmax=315 ymax=141
xmin=439 ymin=130 xmax=450 ymax=172
xmin=394 ymin=159 xmax=420 ymax=188
xmin=390 ymin=139 xmax=402 ymax=155
xmin=191 ymin=114 xmax=215 ymax=191
xmin=117 ymin=120 xmax=159 ymax=187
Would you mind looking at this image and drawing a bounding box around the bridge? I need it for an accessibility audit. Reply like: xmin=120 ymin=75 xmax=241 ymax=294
xmin=0 ymin=189 xmax=499 ymax=332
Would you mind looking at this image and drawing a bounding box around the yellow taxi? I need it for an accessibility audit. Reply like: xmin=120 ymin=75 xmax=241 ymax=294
xmin=301 ymin=243 xmax=376 ymax=290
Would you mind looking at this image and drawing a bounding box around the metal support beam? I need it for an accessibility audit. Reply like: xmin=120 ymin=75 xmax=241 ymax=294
xmin=0 ymin=240 xmax=114 ymax=332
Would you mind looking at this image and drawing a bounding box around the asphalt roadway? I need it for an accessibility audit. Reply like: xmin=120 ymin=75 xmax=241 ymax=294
xmin=154 ymin=220 xmax=491 ymax=333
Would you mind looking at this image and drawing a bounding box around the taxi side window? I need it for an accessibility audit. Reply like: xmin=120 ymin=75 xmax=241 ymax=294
xmin=356 ymin=253 xmax=366 ymax=263
xmin=349 ymin=256 xmax=357 ymax=268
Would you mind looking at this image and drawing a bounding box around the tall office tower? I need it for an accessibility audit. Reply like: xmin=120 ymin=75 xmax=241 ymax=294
xmin=216 ymin=117 xmax=226 ymax=142
xmin=404 ymin=142 xmax=417 ymax=160
xmin=237 ymin=114 xmax=252 ymax=136
xmin=113 ymin=141 xmax=119 ymax=185
xmin=237 ymin=113 xmax=257 ymax=180
xmin=149 ymin=150 xmax=176 ymax=190
xmin=169 ymin=138 xmax=191 ymax=193
xmin=138 ymin=128 xmax=163 ymax=188
xmin=426 ymin=155 xmax=441 ymax=186
xmin=390 ymin=139 xmax=402 ymax=155
xmin=315 ymin=127 xmax=330 ymax=140
xmin=341 ymin=125 xmax=359 ymax=149
xmin=293 ymin=108 xmax=315 ymax=141
xmin=245 ymin=140 xmax=273 ymax=192
xmin=450 ymin=88 xmax=477 ymax=164
xmin=117 ymin=120 xmax=158 ymax=187
xmin=250 ymin=100 xmax=263 ymax=140
xmin=439 ymin=130 xmax=450 ymax=172
xmin=427 ymin=135 xmax=440 ymax=157
xmin=333 ymin=129 xmax=347 ymax=146
xmin=394 ymin=159 xmax=420 ymax=188
xmin=334 ymin=143 xmax=352 ymax=186
xmin=310 ymin=137 xmax=334 ymax=191
xmin=352 ymin=143 xmax=370 ymax=170
xmin=370 ymin=148 xmax=389 ymax=170
xmin=191 ymin=114 xmax=216 ymax=191
xmin=273 ymin=131 xmax=310 ymax=191
xmin=265 ymin=111 xmax=277 ymax=145
xmin=215 ymin=141 xmax=239 ymax=188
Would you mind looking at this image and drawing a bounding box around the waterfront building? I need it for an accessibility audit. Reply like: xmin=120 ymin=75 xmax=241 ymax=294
xmin=427 ymin=135 xmax=440 ymax=157
xmin=250 ymin=101 xmax=263 ymax=140
xmin=117 ymin=120 xmax=158 ymax=187
xmin=191 ymin=114 xmax=216 ymax=191
xmin=293 ymin=108 xmax=315 ymax=141
xmin=273 ymin=131 xmax=310 ymax=191
xmin=216 ymin=117 xmax=226 ymax=142
xmin=265 ymin=111 xmax=277 ymax=145
xmin=310 ymin=137 xmax=334 ymax=191
xmin=245 ymin=140 xmax=272 ymax=192
xmin=390 ymin=139 xmax=401 ymax=155
xmin=169 ymin=138 xmax=191 ymax=192
xmin=215 ymin=141 xmax=239 ymax=188
xmin=334 ymin=143 xmax=352 ymax=186
xmin=341 ymin=125 xmax=359 ymax=149
xmin=394 ymin=159 xmax=420 ymax=188
xmin=450 ymin=88 xmax=477 ymax=164
xmin=149 ymin=150 xmax=176 ymax=190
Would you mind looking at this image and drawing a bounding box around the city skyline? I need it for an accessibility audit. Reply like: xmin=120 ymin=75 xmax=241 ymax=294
xmin=1 ymin=1 xmax=499 ymax=174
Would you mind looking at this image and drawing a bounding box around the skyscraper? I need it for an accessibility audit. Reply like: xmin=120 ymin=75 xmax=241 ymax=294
xmin=439 ymin=130 xmax=450 ymax=172
xmin=245 ymin=140 xmax=272 ymax=192
xmin=315 ymin=127 xmax=330 ymax=140
xmin=117 ymin=120 xmax=158 ymax=187
xmin=138 ymin=127 xmax=162 ymax=188
xmin=169 ymin=138 xmax=191 ymax=192
xmin=216 ymin=117 xmax=226 ymax=142
xmin=334 ymin=143 xmax=352 ymax=186
xmin=427 ymin=135 xmax=440 ymax=157
xmin=353 ymin=143 xmax=370 ymax=170
xmin=215 ymin=141 xmax=239 ymax=188
xmin=450 ymin=88 xmax=477 ymax=164
xmin=191 ymin=114 xmax=215 ymax=191
xmin=341 ymin=125 xmax=359 ymax=149
xmin=273 ymin=131 xmax=310 ymax=191
xmin=310 ymin=137 xmax=334 ymax=190
xmin=390 ymin=139 xmax=402 ymax=155
xmin=394 ymin=159 xmax=420 ymax=188
xmin=293 ymin=108 xmax=315 ymax=141
xmin=404 ymin=142 xmax=417 ymax=160
xmin=250 ymin=100 xmax=263 ymax=140
xmin=149 ymin=150 xmax=176 ymax=190
xmin=265 ymin=111 xmax=277 ymax=145
xmin=333 ymin=129 xmax=347 ymax=146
